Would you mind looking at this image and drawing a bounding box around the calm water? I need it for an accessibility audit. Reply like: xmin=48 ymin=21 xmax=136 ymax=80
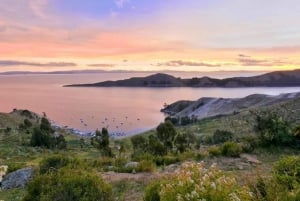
xmin=1 ymin=72 xmax=300 ymax=136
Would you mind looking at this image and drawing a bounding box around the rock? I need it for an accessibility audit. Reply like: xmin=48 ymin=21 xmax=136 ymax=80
xmin=163 ymin=164 xmax=180 ymax=173
xmin=1 ymin=167 xmax=35 ymax=190
xmin=125 ymin=162 xmax=139 ymax=168
xmin=0 ymin=165 xmax=8 ymax=183
xmin=240 ymin=154 xmax=261 ymax=164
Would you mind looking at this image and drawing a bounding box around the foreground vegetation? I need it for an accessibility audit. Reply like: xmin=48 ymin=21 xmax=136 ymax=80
xmin=1 ymin=98 xmax=300 ymax=201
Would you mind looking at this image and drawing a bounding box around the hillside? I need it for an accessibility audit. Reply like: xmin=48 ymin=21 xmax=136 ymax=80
xmin=162 ymin=92 xmax=300 ymax=120
xmin=64 ymin=69 xmax=300 ymax=87
xmin=1 ymin=99 xmax=300 ymax=200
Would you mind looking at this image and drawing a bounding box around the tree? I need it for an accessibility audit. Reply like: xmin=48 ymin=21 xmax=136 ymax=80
xmin=30 ymin=127 xmax=53 ymax=148
xmin=30 ymin=117 xmax=65 ymax=149
xmin=148 ymin=134 xmax=166 ymax=156
xmin=40 ymin=117 xmax=53 ymax=133
xmin=92 ymin=128 xmax=112 ymax=157
xmin=131 ymin=135 xmax=148 ymax=154
xmin=56 ymin=134 xmax=67 ymax=149
xmin=156 ymin=121 xmax=177 ymax=153
xmin=254 ymin=112 xmax=293 ymax=146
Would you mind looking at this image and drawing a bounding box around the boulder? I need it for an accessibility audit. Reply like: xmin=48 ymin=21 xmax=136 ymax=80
xmin=125 ymin=162 xmax=139 ymax=168
xmin=1 ymin=167 xmax=35 ymax=190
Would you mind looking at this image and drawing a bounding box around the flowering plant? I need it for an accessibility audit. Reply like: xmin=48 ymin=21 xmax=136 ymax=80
xmin=159 ymin=162 xmax=252 ymax=201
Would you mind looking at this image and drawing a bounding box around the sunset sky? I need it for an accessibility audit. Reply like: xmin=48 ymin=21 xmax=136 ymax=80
xmin=0 ymin=0 xmax=300 ymax=72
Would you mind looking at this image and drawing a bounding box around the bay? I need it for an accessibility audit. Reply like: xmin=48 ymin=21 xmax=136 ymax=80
xmin=1 ymin=72 xmax=299 ymax=136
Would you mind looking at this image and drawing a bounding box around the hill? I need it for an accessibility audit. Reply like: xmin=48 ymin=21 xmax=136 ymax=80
xmin=161 ymin=92 xmax=300 ymax=120
xmin=64 ymin=69 xmax=300 ymax=87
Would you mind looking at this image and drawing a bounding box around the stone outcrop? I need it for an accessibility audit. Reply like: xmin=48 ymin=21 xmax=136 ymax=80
xmin=1 ymin=167 xmax=35 ymax=190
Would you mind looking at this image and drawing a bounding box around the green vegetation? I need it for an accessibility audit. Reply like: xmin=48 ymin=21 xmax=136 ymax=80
xmin=2 ymin=99 xmax=300 ymax=201
xmin=30 ymin=117 xmax=66 ymax=149
xmin=23 ymin=168 xmax=112 ymax=201
xmin=145 ymin=162 xmax=252 ymax=201
xmin=220 ymin=141 xmax=242 ymax=157
xmin=91 ymin=128 xmax=112 ymax=157
xmin=254 ymin=111 xmax=293 ymax=146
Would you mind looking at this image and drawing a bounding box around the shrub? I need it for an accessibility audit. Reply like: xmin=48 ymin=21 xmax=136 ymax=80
xmin=23 ymin=168 xmax=113 ymax=201
xmin=24 ymin=119 xmax=33 ymax=128
xmin=177 ymin=151 xmax=196 ymax=162
xmin=144 ymin=180 xmax=161 ymax=201
xmin=154 ymin=162 xmax=253 ymax=201
xmin=92 ymin=157 xmax=114 ymax=167
xmin=131 ymin=135 xmax=148 ymax=154
xmin=174 ymin=132 xmax=196 ymax=153
xmin=254 ymin=112 xmax=293 ymax=146
xmin=221 ymin=142 xmax=242 ymax=157
xmin=39 ymin=155 xmax=80 ymax=174
xmin=240 ymin=136 xmax=259 ymax=152
xmin=132 ymin=153 xmax=155 ymax=163
xmin=273 ymin=156 xmax=300 ymax=190
xmin=6 ymin=162 xmax=27 ymax=173
xmin=162 ymin=155 xmax=178 ymax=165
xmin=137 ymin=160 xmax=156 ymax=172
xmin=212 ymin=130 xmax=234 ymax=144
xmin=156 ymin=121 xmax=177 ymax=153
xmin=114 ymin=156 xmax=128 ymax=168
xmin=30 ymin=127 xmax=53 ymax=148
xmin=208 ymin=146 xmax=221 ymax=157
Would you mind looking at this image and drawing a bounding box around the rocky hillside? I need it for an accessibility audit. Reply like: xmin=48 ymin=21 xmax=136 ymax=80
xmin=65 ymin=69 xmax=300 ymax=87
xmin=161 ymin=92 xmax=300 ymax=120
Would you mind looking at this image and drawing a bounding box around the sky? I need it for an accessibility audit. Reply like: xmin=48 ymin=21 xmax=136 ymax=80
xmin=0 ymin=0 xmax=300 ymax=72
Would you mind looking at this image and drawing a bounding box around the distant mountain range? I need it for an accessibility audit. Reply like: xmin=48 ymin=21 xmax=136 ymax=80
xmin=65 ymin=69 xmax=300 ymax=87
xmin=0 ymin=70 xmax=137 ymax=75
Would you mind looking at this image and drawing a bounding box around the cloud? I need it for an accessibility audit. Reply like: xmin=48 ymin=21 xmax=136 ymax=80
xmin=0 ymin=60 xmax=77 ymax=67
xmin=88 ymin=64 xmax=115 ymax=67
xmin=238 ymin=57 xmax=295 ymax=67
xmin=115 ymin=0 xmax=130 ymax=8
xmin=28 ymin=0 xmax=49 ymax=19
xmin=238 ymin=54 xmax=251 ymax=58
xmin=155 ymin=60 xmax=221 ymax=67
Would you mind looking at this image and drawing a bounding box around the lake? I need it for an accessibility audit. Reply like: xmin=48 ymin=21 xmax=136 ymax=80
xmin=1 ymin=71 xmax=300 ymax=137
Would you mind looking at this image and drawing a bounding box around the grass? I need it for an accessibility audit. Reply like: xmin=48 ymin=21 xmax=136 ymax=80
xmin=112 ymin=180 xmax=146 ymax=201
xmin=0 ymin=188 xmax=26 ymax=201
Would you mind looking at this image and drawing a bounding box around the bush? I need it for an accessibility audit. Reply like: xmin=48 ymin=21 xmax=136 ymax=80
xmin=240 ymin=136 xmax=259 ymax=152
xmin=114 ymin=156 xmax=128 ymax=168
xmin=254 ymin=112 xmax=293 ymax=146
xmin=273 ymin=156 xmax=300 ymax=190
xmin=221 ymin=142 xmax=242 ymax=157
xmin=152 ymin=162 xmax=252 ymax=201
xmin=39 ymin=155 xmax=80 ymax=174
xmin=23 ymin=168 xmax=113 ymax=201
xmin=91 ymin=157 xmax=114 ymax=168
xmin=144 ymin=180 xmax=161 ymax=201
xmin=137 ymin=160 xmax=156 ymax=172
xmin=132 ymin=153 xmax=155 ymax=163
xmin=212 ymin=130 xmax=234 ymax=144
xmin=24 ymin=119 xmax=33 ymax=128
xmin=30 ymin=127 xmax=53 ymax=148
xmin=6 ymin=162 xmax=27 ymax=173
xmin=177 ymin=151 xmax=196 ymax=162
xmin=161 ymin=155 xmax=178 ymax=166
xmin=208 ymin=146 xmax=221 ymax=157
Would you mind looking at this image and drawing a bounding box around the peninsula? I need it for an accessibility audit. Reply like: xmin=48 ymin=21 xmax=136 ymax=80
xmin=64 ymin=69 xmax=300 ymax=88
